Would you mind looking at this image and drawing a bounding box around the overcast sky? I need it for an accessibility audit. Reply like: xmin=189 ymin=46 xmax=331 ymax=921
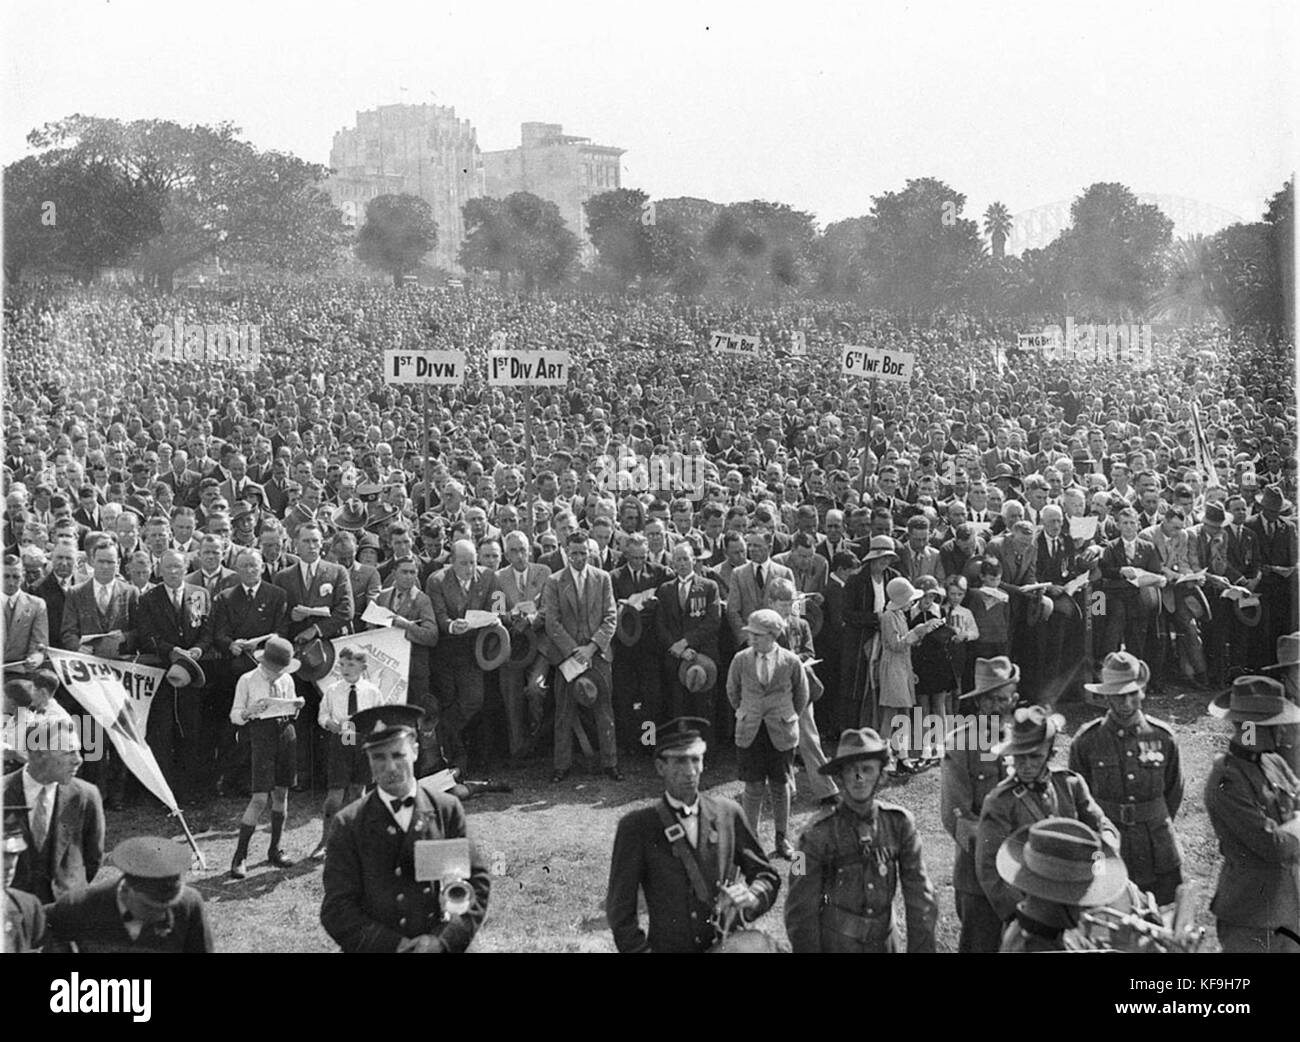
xmin=3 ymin=0 xmax=1295 ymax=226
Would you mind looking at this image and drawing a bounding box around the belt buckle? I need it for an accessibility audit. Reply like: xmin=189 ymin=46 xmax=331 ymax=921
xmin=664 ymin=823 xmax=686 ymax=843
xmin=1119 ymin=803 xmax=1136 ymax=825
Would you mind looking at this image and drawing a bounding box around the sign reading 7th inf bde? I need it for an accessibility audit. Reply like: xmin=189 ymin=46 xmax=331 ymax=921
xmin=711 ymin=331 xmax=760 ymax=357
xmin=840 ymin=345 xmax=915 ymax=383
xmin=383 ymin=350 xmax=467 ymax=385
xmin=488 ymin=350 xmax=572 ymax=386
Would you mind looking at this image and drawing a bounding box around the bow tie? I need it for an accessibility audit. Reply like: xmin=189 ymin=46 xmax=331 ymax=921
xmin=1022 ymin=779 xmax=1049 ymax=795
xmin=389 ymin=795 xmax=415 ymax=813
xmin=673 ymin=803 xmax=697 ymax=818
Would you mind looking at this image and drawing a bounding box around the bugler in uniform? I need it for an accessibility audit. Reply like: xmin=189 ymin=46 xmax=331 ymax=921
xmin=976 ymin=705 xmax=1120 ymax=925
xmin=785 ymin=728 xmax=937 ymax=952
xmin=1070 ymin=652 xmax=1184 ymax=903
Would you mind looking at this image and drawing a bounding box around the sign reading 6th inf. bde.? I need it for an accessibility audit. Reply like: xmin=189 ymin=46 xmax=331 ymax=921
xmin=383 ymin=350 xmax=467 ymax=385
xmin=488 ymin=350 xmax=571 ymax=386
xmin=840 ymin=345 xmax=915 ymax=383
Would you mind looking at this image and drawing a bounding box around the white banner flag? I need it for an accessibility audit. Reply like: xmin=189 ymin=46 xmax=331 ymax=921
xmin=46 ymin=649 xmax=178 ymax=812
xmin=313 ymin=627 xmax=412 ymax=706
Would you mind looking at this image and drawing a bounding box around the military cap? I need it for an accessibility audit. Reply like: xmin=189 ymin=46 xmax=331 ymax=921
xmin=351 ymin=703 xmax=426 ymax=749
xmin=109 ymin=837 xmax=191 ymax=903
xmin=655 ymin=716 xmax=711 ymax=756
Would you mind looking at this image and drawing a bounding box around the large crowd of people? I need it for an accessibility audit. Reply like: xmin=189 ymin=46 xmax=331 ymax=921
xmin=3 ymin=277 xmax=1297 ymax=953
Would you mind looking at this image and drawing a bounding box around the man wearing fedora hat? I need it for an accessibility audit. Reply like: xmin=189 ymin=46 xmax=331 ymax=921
xmin=995 ymin=817 xmax=1130 ymax=952
xmin=1204 ymin=675 xmax=1300 ymax=953
xmin=228 ymin=635 xmax=305 ymax=879
xmin=976 ymin=705 xmax=1119 ymax=925
xmin=941 ymin=657 xmax=1018 ymax=952
xmin=785 ymin=727 xmax=937 ymax=952
xmin=1262 ymin=631 xmax=1299 ymax=704
xmin=1071 ymin=652 xmax=1185 ymax=904
xmin=321 ymin=704 xmax=491 ymax=953
xmin=45 ymin=836 xmax=214 ymax=953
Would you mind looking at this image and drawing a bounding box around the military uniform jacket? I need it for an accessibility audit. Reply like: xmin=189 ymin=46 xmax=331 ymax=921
xmin=976 ymin=768 xmax=1120 ymax=922
xmin=941 ymin=717 xmax=1008 ymax=894
xmin=320 ymin=781 xmax=490 ymax=953
xmin=1203 ymin=745 xmax=1300 ymax=931
xmin=785 ymin=798 xmax=937 ymax=953
xmin=1068 ymin=712 xmax=1183 ymax=883
xmin=45 ymin=881 xmax=214 ymax=953
xmin=606 ymin=793 xmax=779 ymax=953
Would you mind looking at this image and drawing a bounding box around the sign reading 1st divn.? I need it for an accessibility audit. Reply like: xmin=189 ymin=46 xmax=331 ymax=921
xmin=383 ymin=350 xmax=467 ymax=385
xmin=840 ymin=345 xmax=915 ymax=383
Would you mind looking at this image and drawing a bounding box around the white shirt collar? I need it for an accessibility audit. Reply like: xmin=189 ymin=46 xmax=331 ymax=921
xmin=665 ymin=792 xmax=699 ymax=816
xmin=22 ymin=767 xmax=56 ymax=806
xmin=569 ymin=565 xmax=586 ymax=584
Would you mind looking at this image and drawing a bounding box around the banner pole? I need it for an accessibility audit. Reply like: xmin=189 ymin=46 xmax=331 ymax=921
xmin=423 ymin=384 xmax=432 ymax=514
xmin=169 ymin=808 xmax=208 ymax=871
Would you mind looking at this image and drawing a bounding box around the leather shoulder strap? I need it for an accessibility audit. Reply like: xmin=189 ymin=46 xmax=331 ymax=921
xmin=653 ymin=801 xmax=711 ymax=904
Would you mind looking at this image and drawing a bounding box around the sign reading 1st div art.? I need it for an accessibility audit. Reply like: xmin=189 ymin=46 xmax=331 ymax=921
xmin=487 ymin=350 xmax=571 ymax=386
xmin=383 ymin=350 xmax=467 ymax=385
xmin=840 ymin=345 xmax=915 ymax=383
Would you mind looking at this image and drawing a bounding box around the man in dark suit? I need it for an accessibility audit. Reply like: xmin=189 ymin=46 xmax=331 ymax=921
xmin=211 ymin=548 xmax=291 ymax=794
xmin=60 ymin=540 xmax=139 ymax=808
xmin=185 ymin=535 xmax=239 ymax=600
xmin=72 ymin=487 xmax=104 ymax=534
xmin=542 ymin=531 xmax=619 ymax=783
xmin=1098 ymin=508 xmax=1162 ymax=661
xmin=656 ymin=542 xmax=722 ymax=721
xmin=494 ymin=532 xmax=551 ymax=760
xmin=217 ymin=454 xmax=264 ymax=507
xmin=33 ymin=543 xmax=78 ymax=650
xmin=321 ymin=705 xmax=490 ymax=953
xmin=610 ymin=533 xmax=671 ymax=751
xmin=1033 ymin=506 xmax=1084 ymax=703
xmin=426 ymin=539 xmax=499 ymax=772
xmin=44 ymin=835 xmax=215 ymax=953
xmin=4 ymin=554 xmax=49 ymax=666
xmin=1246 ymin=486 xmax=1298 ymax=668
xmin=724 ymin=531 xmax=794 ymax=645
xmin=606 ymin=717 xmax=779 ymax=952
xmin=138 ymin=549 xmax=213 ymax=801
xmin=4 ymin=716 xmax=105 ymax=902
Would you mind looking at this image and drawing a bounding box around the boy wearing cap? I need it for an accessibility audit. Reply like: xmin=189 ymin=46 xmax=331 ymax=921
xmin=941 ymin=657 xmax=1018 ymax=952
xmin=995 ymin=817 xmax=1130 ymax=952
xmin=727 ymin=608 xmax=809 ymax=860
xmin=1070 ymin=652 xmax=1184 ymax=904
xmin=321 ymin=704 xmax=491 ymax=953
xmin=606 ymin=716 xmax=779 ymax=953
xmin=975 ymin=705 xmax=1119 ymax=925
xmin=228 ymin=635 xmax=305 ymax=879
xmin=1203 ymin=675 xmax=1300 ymax=952
xmin=45 ymin=836 xmax=214 ymax=953
xmin=785 ymin=727 xmax=937 ymax=952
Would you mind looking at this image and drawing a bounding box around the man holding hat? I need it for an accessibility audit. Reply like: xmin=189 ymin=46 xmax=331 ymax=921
xmin=657 ymin=541 xmax=722 ymax=723
xmin=606 ymin=716 xmax=779 ymax=953
xmin=1204 ymin=675 xmax=1300 ymax=952
xmin=611 ymin=532 xmax=671 ymax=751
xmin=44 ymin=836 xmax=214 ymax=953
xmin=941 ymin=657 xmax=1018 ymax=952
xmin=1189 ymin=501 xmax=1253 ymax=685
xmin=321 ymin=703 xmax=491 ymax=953
xmin=995 ymin=817 xmax=1130 ymax=952
xmin=785 ymin=727 xmax=937 ymax=952
xmin=1246 ymin=486 xmax=1298 ymax=669
xmin=976 ymin=705 xmax=1119 ymax=925
xmin=228 ymin=635 xmax=306 ymax=879
xmin=1071 ymin=652 xmax=1184 ymax=903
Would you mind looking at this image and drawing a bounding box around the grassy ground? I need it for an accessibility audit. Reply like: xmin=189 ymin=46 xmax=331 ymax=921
xmin=106 ymin=685 xmax=1232 ymax=953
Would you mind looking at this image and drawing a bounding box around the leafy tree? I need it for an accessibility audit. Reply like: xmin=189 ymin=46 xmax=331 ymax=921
xmin=701 ymin=199 xmax=818 ymax=298
xmin=1265 ymin=178 xmax=1294 ymax=335
xmin=25 ymin=115 xmax=346 ymax=289
xmin=983 ymin=202 xmax=1012 ymax=261
xmin=811 ymin=216 xmax=876 ymax=296
xmin=584 ymin=188 xmax=653 ymax=288
xmin=459 ymin=191 xmax=579 ymax=291
xmin=356 ymin=193 xmax=439 ymax=286
xmin=648 ymin=197 xmax=721 ymax=296
xmin=1204 ymin=222 xmax=1279 ymax=331
xmin=861 ymin=177 xmax=984 ymax=317
xmin=1149 ymin=236 xmax=1225 ymax=325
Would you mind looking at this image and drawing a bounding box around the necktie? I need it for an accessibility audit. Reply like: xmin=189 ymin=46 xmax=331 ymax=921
xmin=96 ymin=584 xmax=110 ymax=614
xmin=755 ymin=564 xmax=764 ymax=592
xmin=758 ymin=653 xmax=769 ymax=686
xmin=1047 ymin=539 xmax=1055 ymax=560
xmin=175 ymin=589 xmax=185 ymax=618
xmin=4 ymin=597 xmax=13 ymax=632
xmin=347 ymin=684 xmax=358 ymax=717
xmin=31 ymin=786 xmax=51 ymax=850
xmin=389 ymin=795 xmax=414 ymax=814
xmin=679 ymin=581 xmax=690 ymax=609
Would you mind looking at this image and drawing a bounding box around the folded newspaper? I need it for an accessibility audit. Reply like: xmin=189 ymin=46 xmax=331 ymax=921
xmin=559 ymin=655 xmax=590 ymax=682
xmin=361 ymin=601 xmax=396 ymax=627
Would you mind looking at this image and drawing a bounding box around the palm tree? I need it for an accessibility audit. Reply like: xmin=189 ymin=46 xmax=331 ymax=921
xmin=1148 ymin=235 xmax=1224 ymax=325
xmin=983 ymin=202 xmax=1012 ymax=261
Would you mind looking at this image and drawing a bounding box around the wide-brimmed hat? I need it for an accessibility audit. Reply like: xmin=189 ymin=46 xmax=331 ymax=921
xmin=474 ymin=623 xmax=512 ymax=671
xmin=1209 ymin=675 xmax=1300 ymax=725
xmin=294 ymin=637 xmax=333 ymax=681
xmin=885 ymin=577 xmax=923 ymax=611
xmin=992 ymin=705 xmax=1064 ymax=757
xmin=996 ymin=817 xmax=1129 ymax=907
xmin=1262 ymin=632 xmax=1300 ymax=673
xmin=228 ymin=500 xmax=257 ymax=523
xmin=1255 ymin=485 xmax=1288 ymax=513
xmin=615 ymin=602 xmax=644 ymax=646
xmin=861 ymin=535 xmax=898 ymax=562
xmin=332 ymin=502 xmax=367 ymax=532
xmin=819 ymin=727 xmax=890 ymax=775
xmin=165 ymin=647 xmax=206 ymax=689
xmin=1234 ymin=594 xmax=1263 ymax=629
xmin=1084 ymin=651 xmax=1150 ymax=701
xmin=507 ymin=622 xmax=541 ymax=668
xmin=571 ymin=670 xmax=609 ymax=709
xmin=255 ymin=635 xmax=301 ymax=676
xmin=678 ymin=653 xmax=718 ymax=693
xmin=1026 ymin=592 xmax=1056 ymax=626
xmin=958 ymin=656 xmax=1021 ymax=703
xmin=992 ymin=464 xmax=1023 ymax=488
